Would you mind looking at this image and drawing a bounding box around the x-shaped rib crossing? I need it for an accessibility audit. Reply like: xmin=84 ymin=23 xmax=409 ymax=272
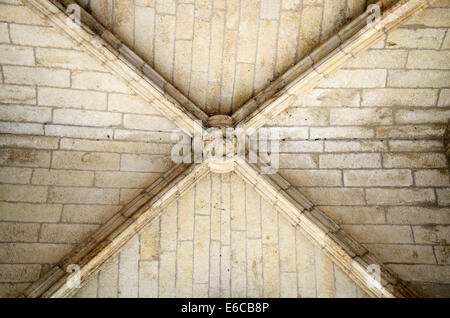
xmin=21 ymin=0 xmax=435 ymax=298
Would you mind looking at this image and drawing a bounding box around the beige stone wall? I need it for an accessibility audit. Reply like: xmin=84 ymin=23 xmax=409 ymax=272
xmin=264 ymin=2 xmax=450 ymax=297
xmin=0 ymin=0 xmax=178 ymax=297
xmin=1 ymin=0 xmax=449 ymax=299
xmin=75 ymin=173 xmax=369 ymax=298
xmin=76 ymin=0 xmax=367 ymax=115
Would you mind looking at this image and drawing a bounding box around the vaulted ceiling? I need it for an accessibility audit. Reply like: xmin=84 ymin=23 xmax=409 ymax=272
xmin=0 ymin=0 xmax=449 ymax=298
xmin=75 ymin=0 xmax=370 ymax=115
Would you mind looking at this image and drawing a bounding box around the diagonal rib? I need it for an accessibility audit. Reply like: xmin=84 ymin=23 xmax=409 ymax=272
xmin=233 ymin=0 xmax=434 ymax=131
xmin=23 ymin=0 xmax=208 ymax=136
xmin=234 ymin=159 xmax=420 ymax=298
xmin=21 ymin=163 xmax=210 ymax=298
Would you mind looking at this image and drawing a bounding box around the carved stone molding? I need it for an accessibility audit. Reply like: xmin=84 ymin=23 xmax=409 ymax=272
xmin=22 ymin=163 xmax=210 ymax=298
xmin=235 ymin=160 xmax=419 ymax=298
xmin=19 ymin=0 xmax=435 ymax=298
xmin=23 ymin=0 xmax=208 ymax=136
xmin=232 ymin=0 xmax=434 ymax=132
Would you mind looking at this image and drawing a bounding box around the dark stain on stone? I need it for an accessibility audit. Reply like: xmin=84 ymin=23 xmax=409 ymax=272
xmin=421 ymin=223 xmax=437 ymax=229
xmin=5 ymin=149 xmax=37 ymax=164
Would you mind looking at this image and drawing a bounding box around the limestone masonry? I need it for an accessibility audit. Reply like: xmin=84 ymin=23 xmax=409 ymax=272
xmin=0 ymin=0 xmax=448 ymax=298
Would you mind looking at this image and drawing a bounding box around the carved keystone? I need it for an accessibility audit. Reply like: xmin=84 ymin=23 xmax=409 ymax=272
xmin=204 ymin=115 xmax=235 ymax=173
xmin=207 ymin=115 xmax=234 ymax=128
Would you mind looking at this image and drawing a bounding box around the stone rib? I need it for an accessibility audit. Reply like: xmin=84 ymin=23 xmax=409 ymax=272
xmin=23 ymin=0 xmax=208 ymax=136
xmin=21 ymin=163 xmax=210 ymax=298
xmin=234 ymin=159 xmax=420 ymax=298
xmin=16 ymin=0 xmax=436 ymax=299
xmin=233 ymin=0 xmax=434 ymax=131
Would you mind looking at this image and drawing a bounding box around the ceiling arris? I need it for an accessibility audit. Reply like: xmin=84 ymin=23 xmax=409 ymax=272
xmin=75 ymin=0 xmax=368 ymax=115
xmin=74 ymin=172 xmax=370 ymax=298
xmin=263 ymin=1 xmax=450 ymax=297
xmin=0 ymin=0 xmax=179 ymax=297
xmin=0 ymin=0 xmax=448 ymax=299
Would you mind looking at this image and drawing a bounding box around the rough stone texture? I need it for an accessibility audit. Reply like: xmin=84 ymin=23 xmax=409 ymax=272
xmin=2 ymin=0 xmax=449 ymax=299
xmin=75 ymin=0 xmax=368 ymax=115
xmin=264 ymin=3 xmax=450 ymax=297
xmin=0 ymin=1 xmax=177 ymax=297
xmin=74 ymin=173 xmax=366 ymax=298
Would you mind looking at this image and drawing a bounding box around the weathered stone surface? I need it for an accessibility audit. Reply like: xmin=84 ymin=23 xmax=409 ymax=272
xmin=9 ymin=0 xmax=448 ymax=299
